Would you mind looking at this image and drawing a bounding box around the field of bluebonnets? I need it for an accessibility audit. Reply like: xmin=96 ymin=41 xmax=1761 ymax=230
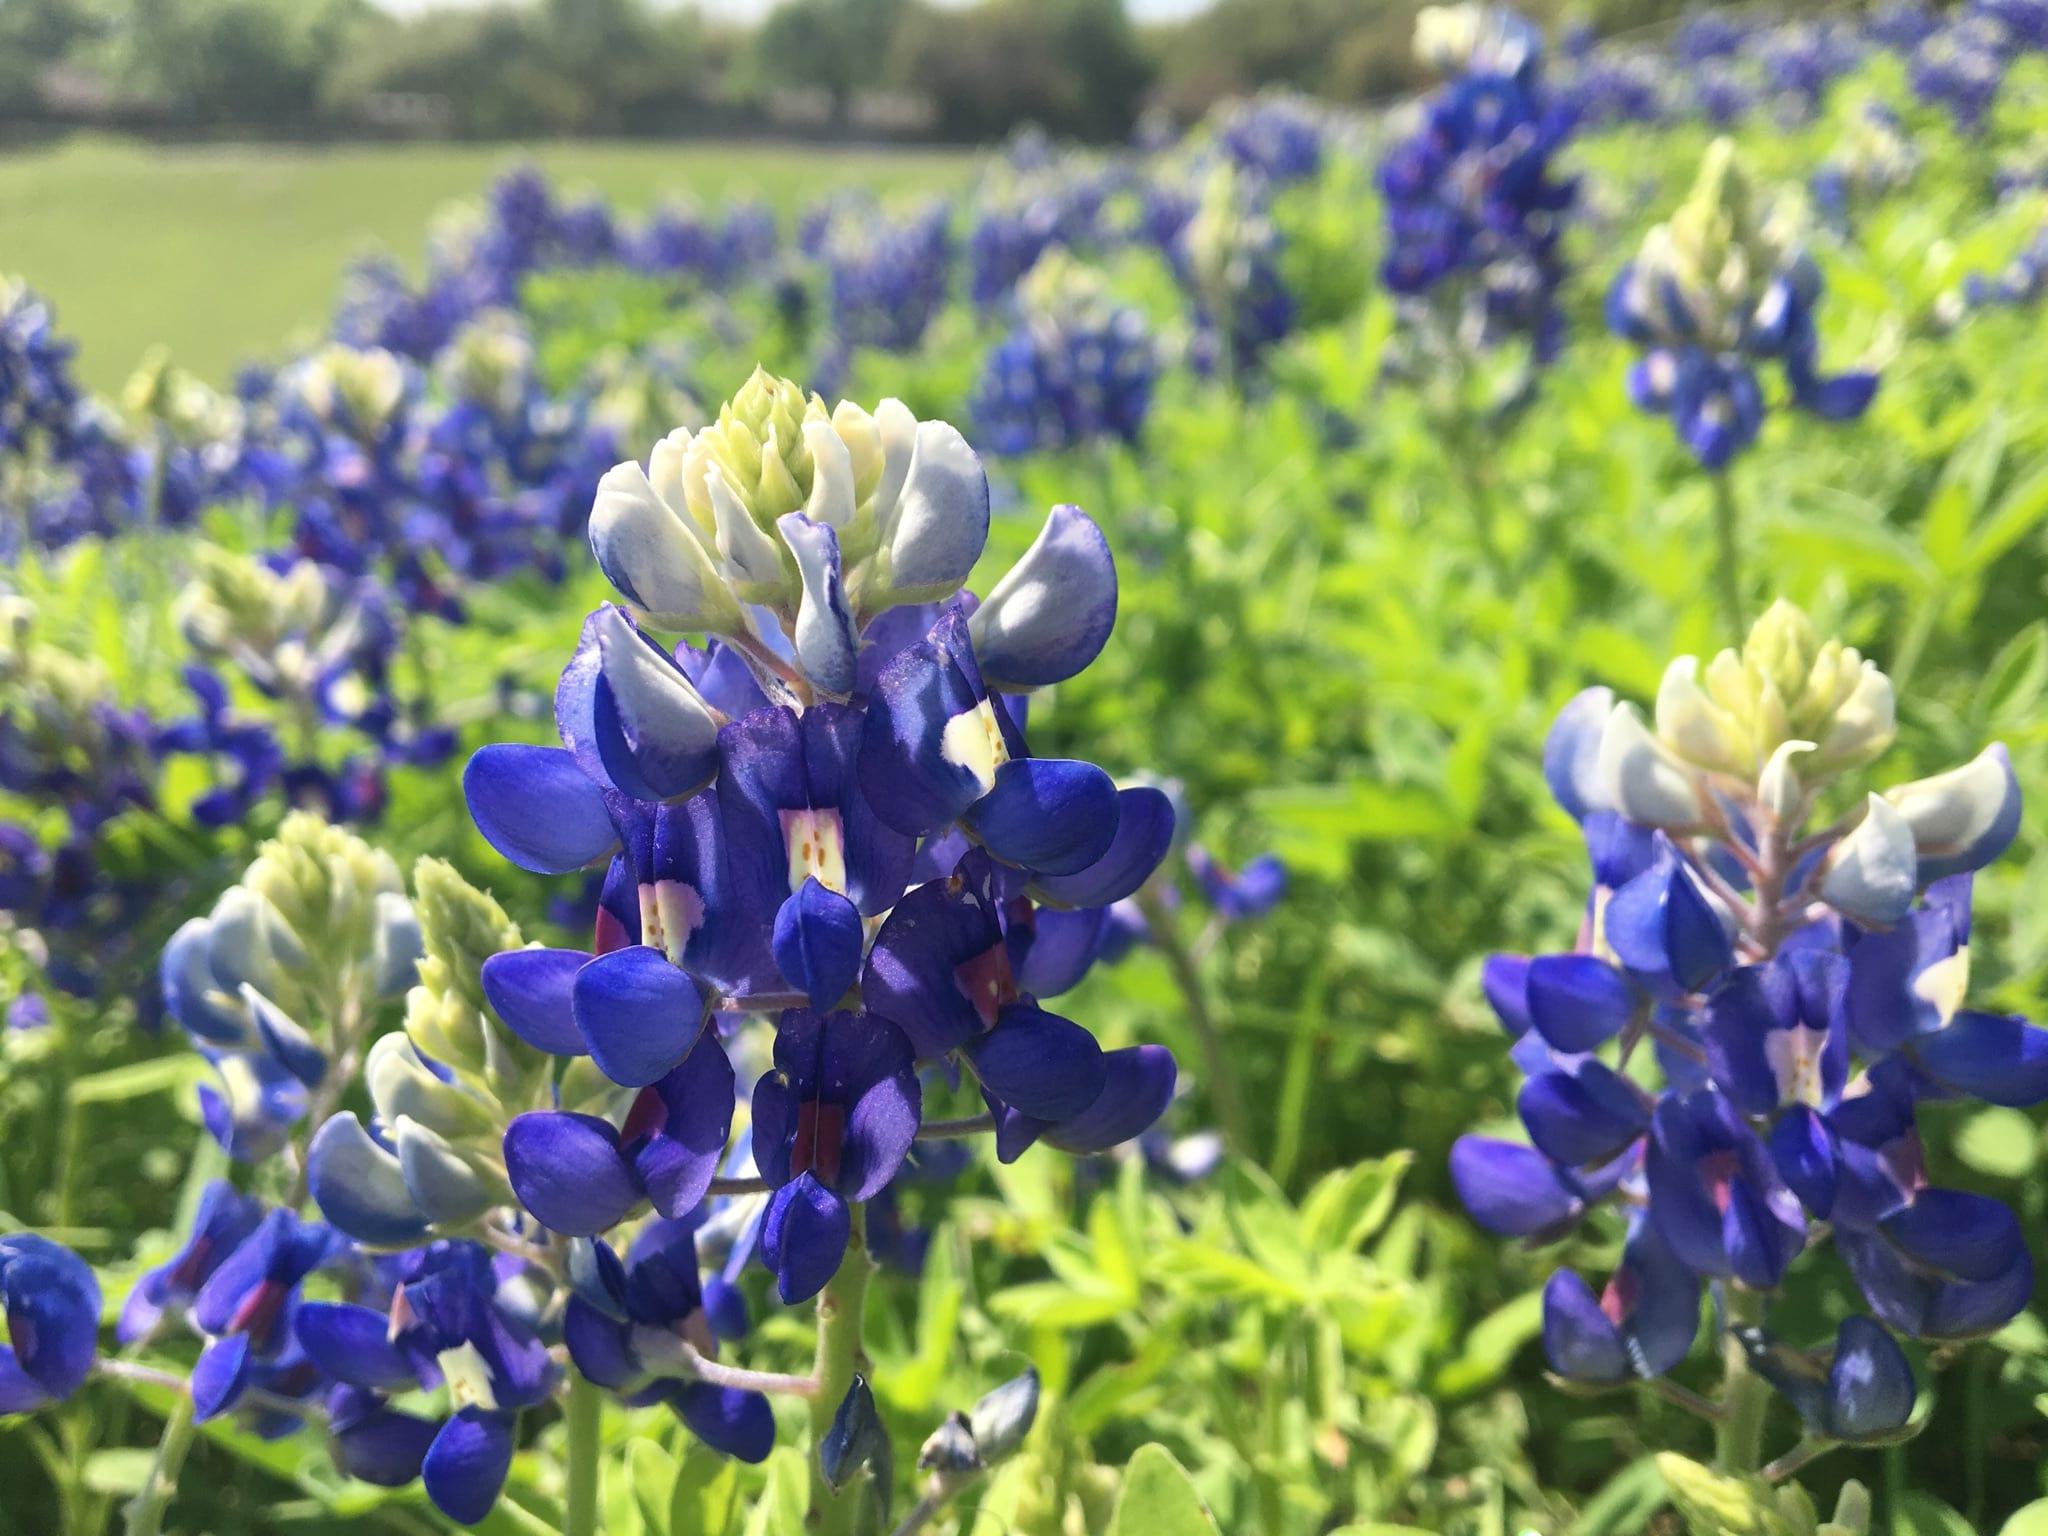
xmin=7 ymin=3 xmax=2048 ymax=1532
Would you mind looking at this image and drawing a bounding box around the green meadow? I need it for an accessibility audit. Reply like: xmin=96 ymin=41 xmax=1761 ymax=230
xmin=0 ymin=135 xmax=971 ymax=391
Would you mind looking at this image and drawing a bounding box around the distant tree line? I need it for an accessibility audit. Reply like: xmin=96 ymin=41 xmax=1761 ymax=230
xmin=0 ymin=0 xmax=1851 ymax=144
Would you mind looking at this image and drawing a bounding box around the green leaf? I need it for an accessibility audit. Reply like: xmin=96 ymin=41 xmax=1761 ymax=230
xmin=66 ymin=1055 xmax=206 ymax=1105
xmin=740 ymin=1447 xmax=807 ymax=1536
xmin=1111 ymin=1444 xmax=1221 ymax=1536
xmin=1300 ymin=1152 xmax=1411 ymax=1255
xmin=1432 ymin=1289 xmax=1543 ymax=1397
xmin=1574 ymin=1455 xmax=1670 ymax=1536
xmin=671 ymin=1442 xmax=742 ymax=1536
xmin=1893 ymin=1492 xmax=1975 ymax=1536
xmin=629 ymin=1439 xmax=677 ymax=1536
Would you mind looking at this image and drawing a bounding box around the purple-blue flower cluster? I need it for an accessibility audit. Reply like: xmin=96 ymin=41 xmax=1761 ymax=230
xmin=1454 ymin=604 xmax=2031 ymax=1446
xmin=450 ymin=369 xmax=1179 ymax=1313
xmin=1381 ymin=9 xmax=1576 ymax=363
xmin=972 ymin=255 xmax=1157 ymax=456
xmin=1607 ymin=139 xmax=1876 ymax=471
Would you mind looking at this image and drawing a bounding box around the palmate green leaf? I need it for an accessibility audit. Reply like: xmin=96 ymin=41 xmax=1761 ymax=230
xmin=1111 ymin=1445 xmax=1221 ymax=1536
xmin=1962 ymin=458 xmax=2048 ymax=578
xmin=1299 ymin=1152 xmax=1411 ymax=1256
xmin=670 ymin=1440 xmax=743 ymax=1536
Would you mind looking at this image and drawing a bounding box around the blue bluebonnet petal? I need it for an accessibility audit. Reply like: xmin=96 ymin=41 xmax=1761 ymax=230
xmin=1448 ymin=1136 xmax=1583 ymax=1238
xmin=857 ymin=608 xmax=1000 ymax=836
xmin=968 ymin=504 xmax=1117 ymax=690
xmin=773 ymin=880 xmax=866 ymax=1013
xmin=245 ymin=988 xmax=328 ymax=1088
xmin=463 ymin=745 xmax=617 ymax=874
xmin=1027 ymin=787 xmax=1175 ymax=908
xmin=503 ymin=1112 xmax=642 ymax=1237
xmin=479 ymin=948 xmax=589 ymax=1056
xmin=1015 ymin=906 xmax=1110 ymax=998
xmin=762 ymin=1173 xmax=852 ymax=1304
xmin=306 ymin=1113 xmax=430 ymax=1248
xmin=190 ymin=1333 xmax=252 ymax=1422
xmin=1825 ymin=1315 xmax=1915 ymax=1440
xmin=1770 ymin=1105 xmax=1838 ymax=1219
xmin=1908 ymin=1012 xmax=2048 ymax=1107
xmin=422 ymin=1408 xmax=517 ymax=1528
xmin=1603 ymin=837 xmax=1731 ymax=994
xmin=1838 ymin=1222 xmax=2033 ymax=1341
xmin=0 ymin=1236 xmax=101 ymax=1400
xmin=1517 ymin=1061 xmax=1649 ymax=1168
xmin=1525 ymin=954 xmax=1635 ymax=1054
xmin=1541 ymin=1269 xmax=1628 ymax=1382
xmin=966 ymin=1003 xmax=1106 ymax=1122
xmin=1481 ymin=954 xmax=1534 ymax=1038
xmin=562 ymin=1298 xmax=639 ymax=1391
xmin=1887 ymin=744 xmax=2021 ymax=885
xmin=330 ymin=1388 xmax=437 ymax=1487
xmin=631 ymin=1032 xmax=737 ymax=1219
xmin=963 ymin=758 xmax=1120 ymax=876
xmin=1881 ymin=1188 xmax=2024 ymax=1283
xmin=674 ymin=1381 xmax=777 ymax=1463
xmin=1042 ymin=1044 xmax=1177 ymax=1154
xmin=572 ymin=945 xmax=707 ymax=1089
xmin=295 ymin=1302 xmax=416 ymax=1390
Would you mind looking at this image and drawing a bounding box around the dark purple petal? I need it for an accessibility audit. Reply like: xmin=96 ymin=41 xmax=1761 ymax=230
xmin=1770 ymin=1105 xmax=1838 ymax=1219
xmin=1481 ymin=954 xmax=1534 ymax=1039
xmin=573 ymin=945 xmax=708 ymax=1089
xmin=1014 ymin=905 xmax=1109 ymax=998
xmin=422 ymin=1408 xmax=516 ymax=1527
xmin=761 ymin=1174 xmax=851 ymax=1304
xmin=1541 ymin=1269 xmax=1629 ymax=1382
xmin=1908 ymin=1012 xmax=2048 ymax=1108
xmin=331 ymin=1390 xmax=437 ymax=1487
xmin=463 ymin=745 xmax=618 ymax=874
xmin=562 ymin=1297 xmax=640 ymax=1390
xmin=503 ymin=1112 xmax=642 ymax=1237
xmin=673 ymin=1381 xmax=776 ymax=1463
xmin=190 ymin=1333 xmax=252 ymax=1422
xmin=294 ymin=1302 xmax=416 ymax=1391
xmin=1881 ymin=1189 xmax=2024 ymax=1283
xmin=1526 ymin=954 xmax=1635 ymax=1054
xmin=634 ymin=1032 xmax=738 ymax=1219
xmin=1518 ymin=1062 xmax=1650 ymax=1168
xmin=963 ymin=759 xmax=1120 ymax=876
xmin=1027 ymin=787 xmax=1175 ymax=908
xmin=481 ymin=948 xmax=591 ymax=1056
xmin=966 ymin=1003 xmax=1106 ymax=1122
xmin=1825 ymin=1315 xmax=1915 ymax=1440
xmin=1042 ymin=1044 xmax=1176 ymax=1153
xmin=773 ymin=880 xmax=866 ymax=1014
xmin=1448 ymin=1136 xmax=1582 ymax=1238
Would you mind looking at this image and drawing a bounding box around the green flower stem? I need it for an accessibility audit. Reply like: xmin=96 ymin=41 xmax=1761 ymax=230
xmin=1711 ymin=471 xmax=1745 ymax=647
xmin=1715 ymin=1285 xmax=1771 ymax=1475
xmin=563 ymin=1369 xmax=603 ymax=1536
xmin=1137 ymin=885 xmax=1251 ymax=1157
xmin=122 ymin=1389 xmax=196 ymax=1536
xmin=809 ymin=1203 xmax=873 ymax=1534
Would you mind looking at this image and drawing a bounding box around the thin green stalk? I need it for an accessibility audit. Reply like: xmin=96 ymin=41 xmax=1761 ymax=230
xmin=122 ymin=1391 xmax=197 ymax=1536
xmin=1136 ymin=885 xmax=1251 ymax=1157
xmin=809 ymin=1203 xmax=873 ymax=1534
xmin=1710 ymin=471 xmax=1745 ymax=646
xmin=1715 ymin=1286 xmax=1771 ymax=1475
xmin=563 ymin=1369 xmax=603 ymax=1536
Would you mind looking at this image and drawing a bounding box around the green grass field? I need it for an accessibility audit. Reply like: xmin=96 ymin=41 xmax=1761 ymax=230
xmin=0 ymin=135 xmax=972 ymax=393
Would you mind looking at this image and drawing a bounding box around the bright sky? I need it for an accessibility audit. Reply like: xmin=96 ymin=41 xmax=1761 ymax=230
xmin=372 ymin=0 xmax=1215 ymax=20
